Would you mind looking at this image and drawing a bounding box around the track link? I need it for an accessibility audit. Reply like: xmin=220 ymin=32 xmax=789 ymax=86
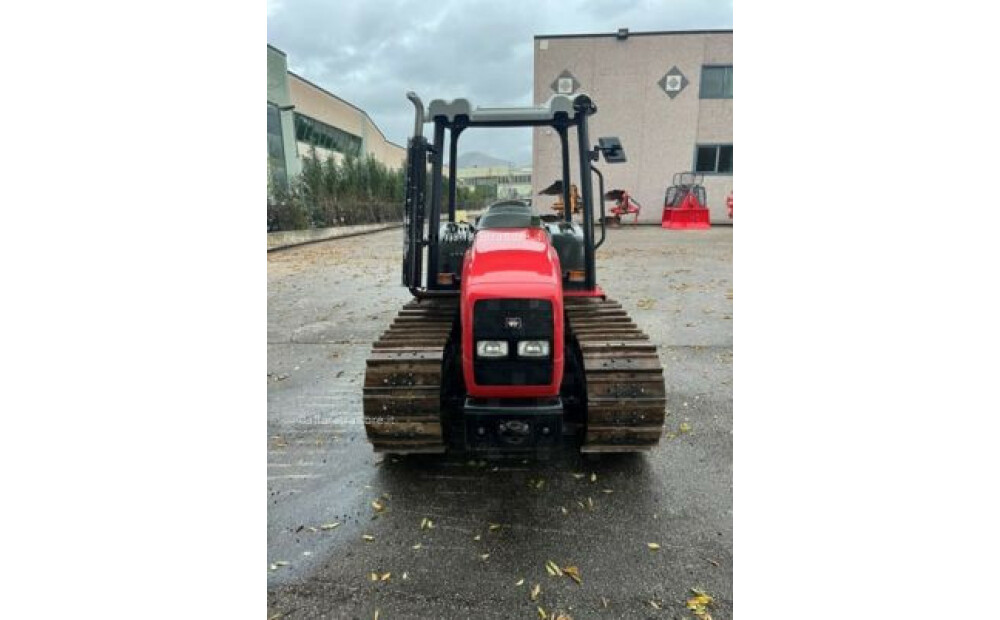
xmin=362 ymin=298 xmax=458 ymax=453
xmin=564 ymin=297 xmax=666 ymax=452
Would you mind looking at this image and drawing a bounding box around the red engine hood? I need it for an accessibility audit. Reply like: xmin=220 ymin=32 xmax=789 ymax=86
xmin=462 ymin=228 xmax=562 ymax=290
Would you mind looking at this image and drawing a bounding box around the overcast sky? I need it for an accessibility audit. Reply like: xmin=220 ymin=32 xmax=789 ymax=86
xmin=267 ymin=0 xmax=732 ymax=165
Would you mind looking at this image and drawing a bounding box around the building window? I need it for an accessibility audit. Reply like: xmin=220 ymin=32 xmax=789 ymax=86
xmin=694 ymin=144 xmax=733 ymax=174
xmin=293 ymin=113 xmax=363 ymax=157
xmin=267 ymin=103 xmax=288 ymax=189
xmin=700 ymin=65 xmax=732 ymax=99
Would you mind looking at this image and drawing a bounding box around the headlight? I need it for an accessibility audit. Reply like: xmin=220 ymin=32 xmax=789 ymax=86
xmin=517 ymin=340 xmax=550 ymax=357
xmin=476 ymin=340 xmax=509 ymax=358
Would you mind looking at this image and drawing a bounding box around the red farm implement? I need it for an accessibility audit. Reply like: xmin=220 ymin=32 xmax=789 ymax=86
xmin=661 ymin=172 xmax=710 ymax=230
xmin=604 ymin=189 xmax=641 ymax=224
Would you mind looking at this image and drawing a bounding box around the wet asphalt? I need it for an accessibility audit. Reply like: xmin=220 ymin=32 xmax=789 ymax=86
xmin=267 ymin=225 xmax=733 ymax=619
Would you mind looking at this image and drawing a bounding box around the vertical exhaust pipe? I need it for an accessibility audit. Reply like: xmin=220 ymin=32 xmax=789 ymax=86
xmin=406 ymin=92 xmax=425 ymax=138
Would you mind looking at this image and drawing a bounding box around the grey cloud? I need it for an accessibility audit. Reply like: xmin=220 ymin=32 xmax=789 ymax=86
xmin=268 ymin=0 xmax=732 ymax=164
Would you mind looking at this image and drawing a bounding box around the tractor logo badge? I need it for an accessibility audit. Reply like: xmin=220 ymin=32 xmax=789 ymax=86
xmin=505 ymin=317 xmax=522 ymax=329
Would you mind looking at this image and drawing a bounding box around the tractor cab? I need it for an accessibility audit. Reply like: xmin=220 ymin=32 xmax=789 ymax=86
xmin=400 ymin=92 xmax=625 ymax=296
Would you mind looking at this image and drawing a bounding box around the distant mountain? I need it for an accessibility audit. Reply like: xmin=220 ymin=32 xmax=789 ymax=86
xmin=455 ymin=151 xmax=516 ymax=168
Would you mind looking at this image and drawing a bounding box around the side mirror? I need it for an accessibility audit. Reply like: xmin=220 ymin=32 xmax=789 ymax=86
xmin=597 ymin=137 xmax=627 ymax=163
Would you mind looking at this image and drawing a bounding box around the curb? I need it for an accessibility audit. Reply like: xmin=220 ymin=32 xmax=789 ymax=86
xmin=267 ymin=223 xmax=402 ymax=253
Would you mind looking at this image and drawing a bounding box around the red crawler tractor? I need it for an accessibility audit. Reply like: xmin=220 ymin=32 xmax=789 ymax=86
xmin=362 ymin=92 xmax=666 ymax=454
xmin=661 ymin=172 xmax=710 ymax=230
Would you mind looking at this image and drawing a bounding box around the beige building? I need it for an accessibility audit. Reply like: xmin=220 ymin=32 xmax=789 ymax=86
xmin=267 ymin=44 xmax=406 ymax=191
xmin=532 ymin=29 xmax=732 ymax=223
xmin=288 ymin=72 xmax=406 ymax=170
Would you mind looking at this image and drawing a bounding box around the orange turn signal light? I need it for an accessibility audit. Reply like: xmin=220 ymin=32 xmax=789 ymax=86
xmin=568 ymin=270 xmax=585 ymax=283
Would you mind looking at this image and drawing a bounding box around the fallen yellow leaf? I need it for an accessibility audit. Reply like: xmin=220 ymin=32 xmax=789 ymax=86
xmin=545 ymin=560 xmax=562 ymax=576
xmin=590 ymin=473 xmax=597 ymax=483
xmin=647 ymin=542 xmax=661 ymax=551
xmin=537 ymin=606 xmax=548 ymax=619
xmin=530 ymin=583 xmax=541 ymax=601
xmin=480 ymin=553 xmax=490 ymax=560
xmin=649 ymin=600 xmax=661 ymax=609
xmin=362 ymin=534 xmax=374 ymax=541
xmin=380 ymin=572 xmax=391 ymax=581
xmin=412 ymin=543 xmax=422 ymax=550
xmin=473 ymin=534 xmax=481 ymax=541
xmin=679 ymin=422 xmax=692 ymax=433
xmin=563 ymin=565 xmax=582 ymax=584
xmin=489 ymin=523 xmax=502 ymax=531
xmin=687 ymin=587 xmax=714 ymax=618
xmin=372 ymin=500 xmax=385 ymax=512
xmin=571 ymin=473 xmax=585 ymax=480
xmin=369 ymin=572 xmax=378 ymax=581
xmin=320 ymin=522 xmax=341 ymax=530
xmin=516 ymin=578 xmax=525 ymax=586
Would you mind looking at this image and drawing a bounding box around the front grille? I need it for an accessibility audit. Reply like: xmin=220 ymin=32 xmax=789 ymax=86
xmin=474 ymin=360 xmax=552 ymax=386
xmin=473 ymin=299 xmax=553 ymax=386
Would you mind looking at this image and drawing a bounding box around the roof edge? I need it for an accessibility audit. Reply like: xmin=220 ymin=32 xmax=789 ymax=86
xmin=534 ymin=28 xmax=732 ymax=40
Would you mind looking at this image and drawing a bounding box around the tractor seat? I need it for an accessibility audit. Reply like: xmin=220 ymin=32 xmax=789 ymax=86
xmin=477 ymin=201 xmax=541 ymax=229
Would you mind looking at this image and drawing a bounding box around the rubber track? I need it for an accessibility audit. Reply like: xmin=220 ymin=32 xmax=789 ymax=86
xmin=362 ymin=298 xmax=458 ymax=453
xmin=564 ymin=297 xmax=667 ymax=452
xmin=363 ymin=296 xmax=665 ymax=453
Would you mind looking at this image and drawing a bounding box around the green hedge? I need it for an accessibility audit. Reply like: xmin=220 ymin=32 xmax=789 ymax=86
xmin=268 ymin=148 xmax=492 ymax=232
xmin=268 ymin=149 xmax=404 ymax=231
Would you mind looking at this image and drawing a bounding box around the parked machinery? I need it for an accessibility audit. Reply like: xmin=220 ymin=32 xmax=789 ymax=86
xmin=604 ymin=189 xmax=641 ymax=224
xmin=662 ymin=172 xmax=710 ymax=230
xmin=362 ymin=92 xmax=666 ymax=454
xmin=539 ymin=180 xmax=581 ymax=216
